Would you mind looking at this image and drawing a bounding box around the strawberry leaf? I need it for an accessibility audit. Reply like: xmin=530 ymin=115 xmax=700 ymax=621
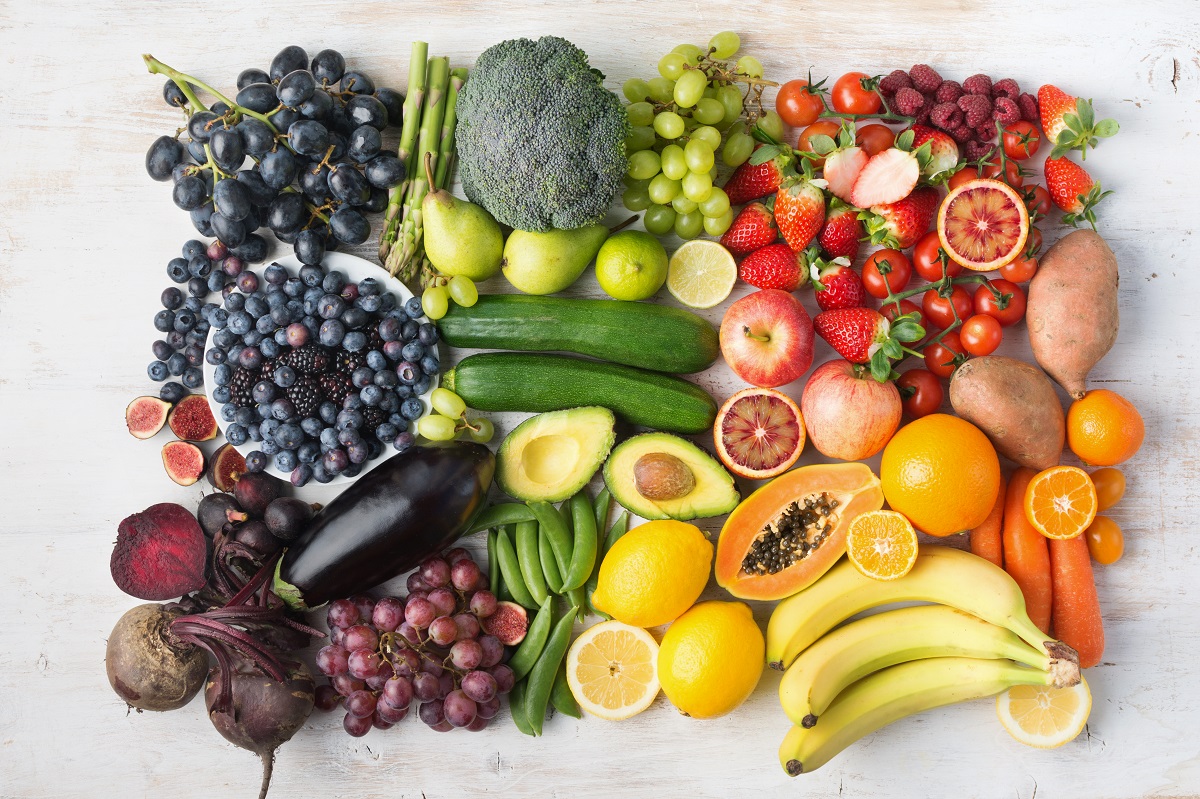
xmin=749 ymin=144 xmax=784 ymax=165
xmin=895 ymin=129 xmax=915 ymax=152
xmin=1076 ymin=98 xmax=1096 ymax=130
xmin=869 ymin=350 xmax=892 ymax=383
xmin=890 ymin=315 xmax=925 ymax=342
xmin=881 ymin=339 xmax=903 ymax=360
xmin=808 ymin=134 xmax=837 ymax=156
xmin=1063 ymin=112 xmax=1084 ymax=135
xmin=1094 ymin=118 xmax=1119 ymax=138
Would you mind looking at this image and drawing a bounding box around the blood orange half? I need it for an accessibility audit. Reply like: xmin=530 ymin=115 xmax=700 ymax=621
xmin=936 ymin=179 xmax=1029 ymax=272
xmin=714 ymin=387 xmax=805 ymax=480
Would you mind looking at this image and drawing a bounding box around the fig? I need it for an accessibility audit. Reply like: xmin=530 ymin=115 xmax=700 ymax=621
xmin=233 ymin=472 xmax=285 ymax=517
xmin=480 ymin=601 xmax=529 ymax=646
xmin=111 ymin=503 xmax=208 ymax=600
xmin=126 ymin=396 xmax=171 ymax=440
xmin=263 ymin=497 xmax=314 ymax=542
xmin=234 ymin=520 xmax=283 ymax=557
xmin=162 ymin=440 xmax=205 ymax=486
xmin=168 ymin=394 xmax=219 ymax=442
xmin=208 ymin=442 xmax=246 ymax=492
xmin=197 ymin=493 xmax=242 ymax=538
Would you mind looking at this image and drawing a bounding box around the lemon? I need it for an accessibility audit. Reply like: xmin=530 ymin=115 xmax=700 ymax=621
xmin=591 ymin=520 xmax=712 ymax=628
xmin=996 ymin=677 xmax=1091 ymax=748
xmin=666 ymin=240 xmax=737 ymax=309
xmin=566 ymin=620 xmax=660 ymax=720
xmin=658 ymin=601 xmax=764 ymax=718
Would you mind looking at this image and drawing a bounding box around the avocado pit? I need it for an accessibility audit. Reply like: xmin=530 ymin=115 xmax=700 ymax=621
xmin=633 ymin=452 xmax=696 ymax=501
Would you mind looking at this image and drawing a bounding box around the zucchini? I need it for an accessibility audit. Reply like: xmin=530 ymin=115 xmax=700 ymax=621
xmin=443 ymin=353 xmax=717 ymax=434
xmin=436 ymin=295 xmax=719 ymax=374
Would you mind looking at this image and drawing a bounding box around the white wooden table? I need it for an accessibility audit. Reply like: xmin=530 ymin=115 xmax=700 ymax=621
xmin=2 ymin=1 xmax=1198 ymax=797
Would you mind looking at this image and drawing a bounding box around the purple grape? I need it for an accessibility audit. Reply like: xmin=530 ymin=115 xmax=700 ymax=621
xmin=430 ymin=720 xmax=454 ymax=732
xmin=418 ymin=700 xmax=445 ymax=727
xmin=428 ymin=616 xmax=458 ymax=647
xmin=479 ymin=635 xmax=505 ymax=669
xmin=404 ymin=597 xmax=436 ymax=629
xmin=342 ymin=624 xmax=379 ymax=652
xmin=418 ymin=655 xmax=445 ymax=677
xmin=461 ymin=670 xmax=498 ymax=703
xmin=372 ymin=715 xmax=394 ymax=731
xmin=315 ymin=644 xmax=350 ymax=677
xmin=343 ymin=711 xmax=372 ymax=737
xmin=445 ymin=547 xmax=473 ymax=565
xmin=314 ymin=683 xmax=341 ymax=711
xmin=453 ymin=612 xmax=481 ymax=641
xmin=428 ymin=588 xmax=457 ymax=618
xmin=420 ymin=557 xmax=451 ymax=588
xmin=476 ymin=695 xmax=501 ymax=720
xmin=396 ymin=623 xmax=422 ymax=647
xmin=207 ymin=241 xmax=229 ymax=260
xmin=450 ymin=559 xmax=482 ymax=591
xmin=412 ymin=672 xmax=440 ymax=702
xmin=365 ymin=661 xmax=393 ymax=691
xmin=347 ymin=648 xmax=382 ymax=680
xmin=449 ymin=639 xmax=483 ymax=670
xmin=444 ymin=690 xmax=477 ymax=728
xmin=345 ymin=689 xmax=377 ymax=718
xmin=372 ymin=596 xmax=406 ymax=632
xmin=349 ymin=594 xmax=377 ymax=620
xmin=326 ymin=598 xmax=360 ymax=629
xmin=489 ymin=664 xmax=515 ymax=694
xmin=375 ymin=697 xmax=409 ymax=724
xmin=331 ymin=674 xmax=364 ymax=696
xmin=437 ymin=672 xmax=456 ymax=699
xmin=382 ymin=676 xmax=414 ymax=709
xmin=390 ymin=647 xmax=421 ymax=678
xmin=470 ymin=590 xmax=498 ymax=618
xmin=329 ymin=627 xmax=346 ymax=648
xmin=466 ymin=714 xmax=489 ymax=731
xmin=406 ymin=572 xmax=431 ymax=593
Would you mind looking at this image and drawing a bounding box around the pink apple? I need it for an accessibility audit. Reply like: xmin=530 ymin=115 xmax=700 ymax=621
xmin=719 ymin=289 xmax=814 ymax=388
xmin=801 ymin=358 xmax=901 ymax=460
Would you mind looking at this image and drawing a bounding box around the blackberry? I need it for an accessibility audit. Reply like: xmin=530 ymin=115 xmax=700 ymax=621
xmin=261 ymin=358 xmax=277 ymax=382
xmin=228 ymin=366 xmax=260 ymax=407
xmin=362 ymin=405 xmax=387 ymax=433
xmin=286 ymin=374 xmax=324 ymax=418
xmin=287 ymin=344 xmax=332 ymax=374
xmin=335 ymin=349 xmax=367 ymax=375
xmin=365 ymin=319 xmax=384 ymax=350
xmin=319 ymin=372 xmax=354 ymax=406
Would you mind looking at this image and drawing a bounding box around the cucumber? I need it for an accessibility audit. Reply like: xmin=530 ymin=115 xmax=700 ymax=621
xmin=436 ymin=295 xmax=719 ymax=374
xmin=443 ymin=353 xmax=717 ymax=434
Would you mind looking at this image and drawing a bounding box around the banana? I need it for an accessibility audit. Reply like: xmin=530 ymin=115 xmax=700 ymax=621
xmin=778 ymin=656 xmax=1059 ymax=775
xmin=779 ymin=604 xmax=1052 ymax=728
xmin=766 ymin=546 xmax=1078 ymax=671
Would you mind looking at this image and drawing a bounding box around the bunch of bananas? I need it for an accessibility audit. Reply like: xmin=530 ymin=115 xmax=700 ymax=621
xmin=768 ymin=545 xmax=1082 ymax=775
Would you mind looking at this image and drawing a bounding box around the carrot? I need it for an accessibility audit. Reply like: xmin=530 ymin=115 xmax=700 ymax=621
xmin=969 ymin=473 xmax=1006 ymax=568
xmin=1002 ymin=468 xmax=1053 ymax=635
xmin=1049 ymin=536 xmax=1105 ymax=668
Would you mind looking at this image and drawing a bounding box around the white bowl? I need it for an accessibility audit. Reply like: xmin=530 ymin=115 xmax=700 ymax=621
xmin=203 ymin=251 xmax=438 ymax=486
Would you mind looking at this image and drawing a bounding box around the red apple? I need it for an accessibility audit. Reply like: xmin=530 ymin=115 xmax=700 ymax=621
xmin=719 ymin=289 xmax=814 ymax=388
xmin=801 ymin=359 xmax=901 ymax=460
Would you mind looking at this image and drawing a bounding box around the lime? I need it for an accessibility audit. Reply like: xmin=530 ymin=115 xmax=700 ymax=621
xmin=595 ymin=230 xmax=668 ymax=301
xmin=666 ymin=240 xmax=736 ymax=309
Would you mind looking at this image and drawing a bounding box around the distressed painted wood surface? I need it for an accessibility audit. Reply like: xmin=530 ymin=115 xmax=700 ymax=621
xmin=1 ymin=0 xmax=1198 ymax=797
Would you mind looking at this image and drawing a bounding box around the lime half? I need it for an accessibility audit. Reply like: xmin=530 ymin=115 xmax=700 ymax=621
xmin=667 ymin=240 xmax=737 ymax=309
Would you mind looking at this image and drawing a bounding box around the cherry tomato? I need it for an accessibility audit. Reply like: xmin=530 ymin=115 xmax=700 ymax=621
xmin=831 ymin=72 xmax=882 ymax=116
xmin=880 ymin=298 xmax=926 ymax=336
xmin=959 ymin=314 xmax=1003 ymax=356
xmin=796 ymin=119 xmax=843 ymax=167
xmin=856 ymin=123 xmax=895 ymax=156
xmin=776 ymin=79 xmax=827 ymax=128
xmin=999 ymin=253 xmax=1038 ymax=283
xmin=922 ymin=285 xmax=973 ymax=329
xmin=973 ymin=279 xmax=1027 ymax=327
xmin=980 ymin=158 xmax=1024 ymax=187
xmin=923 ymin=330 xmax=965 ymax=378
xmin=897 ymin=368 xmax=944 ymax=419
xmin=947 ymin=166 xmax=980 ymax=191
xmin=1091 ymin=467 xmax=1126 ymax=511
xmin=912 ymin=230 xmax=962 ymax=282
xmin=862 ymin=248 xmax=913 ymax=299
xmin=1084 ymin=516 xmax=1124 ymax=565
xmin=1002 ymin=120 xmax=1042 ymax=160
xmin=1026 ymin=226 xmax=1043 ymax=256
xmin=1022 ymin=184 xmax=1052 ymax=220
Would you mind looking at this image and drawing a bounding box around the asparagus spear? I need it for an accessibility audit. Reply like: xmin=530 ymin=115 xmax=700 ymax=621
xmin=379 ymin=41 xmax=428 ymax=263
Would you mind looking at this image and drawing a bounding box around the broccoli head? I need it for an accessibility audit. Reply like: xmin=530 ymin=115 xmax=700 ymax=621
xmin=455 ymin=36 xmax=630 ymax=232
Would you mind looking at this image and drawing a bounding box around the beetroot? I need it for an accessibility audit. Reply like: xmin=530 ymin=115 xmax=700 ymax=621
xmin=111 ymin=503 xmax=208 ymax=600
xmin=208 ymin=443 xmax=246 ymax=492
xmin=168 ymin=394 xmax=219 ymax=441
xmin=480 ymin=601 xmax=529 ymax=645
xmin=234 ymin=472 xmax=285 ymax=517
xmin=162 ymin=440 xmax=205 ymax=486
xmin=106 ymin=603 xmax=207 ymax=711
xmin=126 ymin=396 xmax=171 ymax=440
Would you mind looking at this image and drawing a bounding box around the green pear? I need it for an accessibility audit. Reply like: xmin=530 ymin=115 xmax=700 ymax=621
xmin=502 ymin=223 xmax=608 ymax=295
xmin=422 ymin=161 xmax=503 ymax=281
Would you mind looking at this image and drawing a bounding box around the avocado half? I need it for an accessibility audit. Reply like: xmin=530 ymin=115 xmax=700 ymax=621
xmin=496 ymin=406 xmax=616 ymax=502
xmin=603 ymin=432 xmax=739 ymax=521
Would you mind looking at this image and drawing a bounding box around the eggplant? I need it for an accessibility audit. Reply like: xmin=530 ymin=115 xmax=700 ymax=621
xmin=274 ymin=441 xmax=495 ymax=609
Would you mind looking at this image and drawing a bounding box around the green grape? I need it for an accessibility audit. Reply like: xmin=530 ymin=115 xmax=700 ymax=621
xmin=647 ymin=77 xmax=676 ymax=104
xmin=674 ymin=210 xmax=704 ymax=240
xmin=703 ymin=86 xmax=718 ymax=100
xmin=622 ymin=183 xmax=652 ymax=211
xmin=644 ymin=204 xmax=677 ymax=236
xmin=699 ymin=186 xmax=731 ymax=218
xmin=648 ymin=173 xmax=681 ymax=205
xmin=446 ymin=275 xmax=478 ymax=307
xmin=753 ymin=109 xmax=785 ymax=143
xmin=625 ymin=125 xmax=656 ymax=152
xmin=684 ymin=139 xmax=715 ymax=174
xmin=660 ymin=144 xmax=688 ymax=180
xmin=431 ymin=387 xmax=467 ymax=419
xmin=681 ymin=171 xmax=713 ymax=203
xmin=626 ymin=101 xmax=654 ymax=127
xmin=709 ymin=31 xmax=741 ymax=59
xmin=467 ymin=417 xmax=494 ymax=444
xmin=673 ymin=70 xmax=708 ymax=109
xmin=690 ymin=125 xmax=723 ymax=150
xmin=692 ymin=97 xmax=725 ymax=126
xmin=421 ymin=285 xmax=449 ymax=320
xmin=736 ymin=55 xmax=763 ymax=78
xmin=722 ymin=128 xmax=755 ymax=167
xmin=717 ymin=85 xmax=745 ymax=127
xmin=653 ymin=111 xmax=685 ymax=140
xmin=708 ymin=164 xmax=719 ymax=181
xmin=622 ymin=78 xmax=651 ymax=103
xmin=658 ymin=52 xmax=686 ymax=80
xmin=672 ymin=44 xmax=703 ymax=65
xmin=626 ymin=177 xmax=652 ymax=191
xmin=627 ymin=149 xmax=662 ymax=180
xmin=703 ymin=208 xmax=735 ymax=236
xmin=672 ymin=195 xmax=698 ymax=214
xmin=418 ymin=413 xmax=458 ymax=442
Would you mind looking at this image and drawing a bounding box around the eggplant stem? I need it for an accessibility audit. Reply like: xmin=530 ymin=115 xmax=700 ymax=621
xmin=226 ymin=550 xmax=283 ymax=608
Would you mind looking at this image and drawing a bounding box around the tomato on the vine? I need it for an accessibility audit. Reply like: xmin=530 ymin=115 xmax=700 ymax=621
xmin=796 ymin=119 xmax=842 ymax=166
xmin=973 ymin=279 xmax=1027 ymax=327
xmin=959 ymin=314 xmax=1003 ymax=356
xmin=880 ymin=298 xmax=926 ymax=335
xmin=831 ymin=71 xmax=881 ymax=116
xmin=776 ymin=79 xmax=827 ymax=128
xmin=912 ymin=230 xmax=962 ymax=282
xmin=980 ymin=158 xmax=1024 ymax=186
xmin=1026 ymin=226 xmax=1043 ymax=256
xmin=923 ymin=285 xmax=974 ymax=329
xmin=947 ymin=166 xmax=980 ymax=191
xmin=1002 ymin=120 xmax=1041 ymax=160
xmin=1022 ymin=184 xmax=1052 ymax=220
xmin=923 ymin=330 xmax=965 ymax=378
xmin=1085 ymin=516 xmax=1124 ymax=565
xmin=862 ymin=248 xmax=912 ymax=298
xmin=999 ymin=253 xmax=1038 ymax=283
xmin=897 ymin=368 xmax=944 ymax=418
xmin=856 ymin=123 xmax=895 ymax=156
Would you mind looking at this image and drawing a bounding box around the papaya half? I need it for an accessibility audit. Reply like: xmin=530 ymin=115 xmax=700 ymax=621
xmin=715 ymin=463 xmax=884 ymax=601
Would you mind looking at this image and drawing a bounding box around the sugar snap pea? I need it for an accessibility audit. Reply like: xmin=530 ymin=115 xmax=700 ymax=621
xmin=538 ymin=522 xmax=564 ymax=595
xmin=603 ymin=510 xmax=630 ymax=554
xmin=593 ymin=487 xmax=612 ymax=537
xmin=496 ymin=526 xmax=537 ymax=609
xmin=584 ymin=511 xmax=629 ymax=618
xmin=527 ymin=501 xmax=572 ymax=576
xmin=563 ymin=490 xmax=598 ymax=591
xmin=487 ymin=528 xmax=499 ymax=597
xmin=509 ymin=678 xmax=535 ymax=737
xmin=466 ymin=502 xmax=537 ymax=534
xmin=550 ymin=659 xmax=581 ymax=719
xmin=508 ymin=596 xmax=553 ymax=681
xmin=514 ymin=520 xmax=549 ymax=606
xmin=524 ymin=604 xmax=578 ymax=736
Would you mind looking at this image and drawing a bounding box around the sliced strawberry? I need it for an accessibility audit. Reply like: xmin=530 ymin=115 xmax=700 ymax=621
xmin=721 ymin=201 xmax=778 ymax=255
xmin=738 ymin=243 xmax=804 ymax=291
xmin=814 ymin=307 xmax=925 ymax=381
xmin=724 ymin=145 xmax=791 ymax=205
xmin=860 ymin=186 xmax=940 ymax=249
xmin=774 ymin=177 xmax=826 ymax=252
xmin=823 ymin=146 xmax=868 ymax=204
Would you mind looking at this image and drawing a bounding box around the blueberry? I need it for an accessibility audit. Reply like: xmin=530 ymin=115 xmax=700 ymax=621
xmin=318 ymin=402 xmax=338 ymax=424
xmin=160 ymin=382 xmax=187 ymax=403
xmin=303 ymin=296 xmax=321 ymax=317
xmin=401 ymin=341 xmax=424 ymax=362
xmin=379 ymin=391 xmax=400 ymax=412
xmin=154 ymin=310 xmax=176 ymax=333
xmin=322 ymin=271 xmax=346 ymax=294
xmin=260 ymin=418 xmax=282 ymax=438
xmin=259 ymin=338 xmax=280 ymax=359
xmin=303 ymin=315 xmax=321 ymax=337
xmin=377 ymin=317 xmax=402 ymax=343
xmin=226 ymin=345 xmax=245 ymax=364
xmin=290 ymin=463 xmax=313 ymax=487
xmin=418 ymin=323 xmax=439 ymax=347
xmin=356 ymin=294 xmax=382 ymax=313
xmin=182 ymin=241 xmax=206 ymax=261
xmin=342 ymin=460 xmax=363 ymax=478
xmin=264 ymin=263 xmax=288 ymax=285
xmin=214 ymin=363 xmax=233 ymax=385
xmin=283 ymin=277 xmax=306 ymax=298
xmin=393 ymin=431 xmax=415 ymax=452
xmin=226 ymin=423 xmax=248 ymax=445
xmin=238 ymin=347 xmax=264 ymax=370
xmin=166 ymin=352 xmax=187 ymax=376
xmin=210 ymin=308 xmax=229 ymax=329
xmin=299 ymin=263 xmax=325 ymax=287
xmin=396 ymin=361 xmax=418 ymax=385
xmin=320 ymin=427 xmax=340 ymax=448
xmin=275 ymin=449 xmax=299 ymax=472
xmin=342 ymin=394 xmax=364 ymax=411
xmin=224 ymin=293 xmax=246 ymax=312
xmin=401 ymin=397 xmax=424 ymax=420
xmin=237 ymin=271 xmax=260 ymax=293
xmin=342 ymin=307 xmax=368 ymax=329
xmin=255 ymin=313 xmax=277 ymax=335
xmin=207 ymin=271 xmax=227 ymax=293
xmin=260 ymin=439 xmax=281 ymax=457
xmin=182 ymin=368 xmax=203 ymax=389
xmin=272 ymin=398 xmax=297 ymax=421
xmin=374 ymin=370 xmax=398 ymax=389
xmin=270 ymin=304 xmax=291 ymax=326
xmin=244 ymin=451 xmax=268 ymax=473
xmin=286 ymin=299 xmax=305 ymax=323
xmin=401 ymin=320 xmax=420 ymax=342
xmin=323 ymin=448 xmax=349 ymax=474
xmin=378 ymin=293 xmax=397 ymax=314
xmin=243 ymin=331 xmax=263 ymax=347
xmin=300 ymin=417 xmax=323 ymax=437
xmin=412 ymin=375 xmax=432 ymax=395
xmin=318 ymin=319 xmax=345 ymax=347
xmin=213 ymin=328 xmax=238 ymax=350
xmin=271 ymin=369 xmax=296 ymax=395
xmin=151 ymin=340 xmax=173 ymax=361
xmin=274 ymin=327 xmax=290 ymax=346
xmin=336 ymin=409 xmax=363 ymax=430
xmin=360 ymin=385 xmax=384 ymax=406
xmin=318 ymin=293 xmax=345 ymax=319
xmin=257 ymin=403 xmax=274 ymax=420
xmin=227 ymin=311 xmax=253 ymax=335
xmin=298 ymin=440 xmax=322 ymax=464
xmin=231 ymin=407 xmax=254 ymax=427
xmin=183 ymin=345 xmax=204 ymax=367
xmin=351 ymin=367 xmax=374 ymax=388
xmin=365 ymin=350 xmax=387 ymax=371
xmin=337 ymin=427 xmax=362 ymax=447
xmin=346 ymin=439 xmax=369 ymax=464
xmin=212 ymin=385 xmax=232 ymax=403
xmin=167 ymin=257 xmax=190 ymax=283
xmin=342 ymin=331 xmax=367 ymax=352
xmin=161 ymin=287 xmax=183 ymax=310
xmin=404 ymin=296 xmax=424 ymax=319
xmin=358 ymin=277 xmax=381 ymax=296
xmin=252 ymin=381 xmax=276 ymax=404
xmin=376 ymin=423 xmax=398 ymax=441
xmin=420 ymin=355 xmax=439 ymax=375
xmin=206 ymin=348 xmax=227 ymax=365
xmin=247 ymin=424 xmax=263 ymax=441
xmin=311 ymin=461 xmax=333 ymax=483
xmin=245 ymin=295 xmax=270 ymax=319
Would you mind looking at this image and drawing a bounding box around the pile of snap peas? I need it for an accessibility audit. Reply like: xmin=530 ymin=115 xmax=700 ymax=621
xmin=466 ymin=487 xmax=630 ymax=734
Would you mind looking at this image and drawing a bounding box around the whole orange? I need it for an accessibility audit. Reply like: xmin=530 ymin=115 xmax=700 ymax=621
xmin=880 ymin=413 xmax=1001 ymax=536
xmin=1067 ymin=389 xmax=1144 ymax=466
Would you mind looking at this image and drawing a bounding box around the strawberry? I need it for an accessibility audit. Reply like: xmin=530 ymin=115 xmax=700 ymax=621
xmin=814 ymin=307 xmax=925 ymax=381
xmin=773 ymin=177 xmax=826 ymax=252
xmin=720 ymin=201 xmax=778 ymax=255
xmin=908 ymin=125 xmax=959 ymax=182
xmin=724 ymin=145 xmax=791 ymax=205
xmin=817 ymin=202 xmax=862 ymax=261
xmin=850 ymin=127 xmax=934 ymax=207
xmin=1037 ymin=84 xmax=1119 ymax=160
xmin=809 ymin=253 xmax=866 ymax=312
xmin=738 ymin=243 xmax=804 ymax=291
xmin=1044 ymin=156 xmax=1111 ymax=229
xmin=860 ymin=186 xmax=940 ymax=249
xmin=823 ymin=146 xmax=869 ymax=204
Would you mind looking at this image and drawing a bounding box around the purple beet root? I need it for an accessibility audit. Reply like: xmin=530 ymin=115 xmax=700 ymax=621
xmin=233 ymin=472 xmax=285 ymax=517
xmin=105 ymin=603 xmax=208 ymax=711
xmin=111 ymin=503 xmax=208 ymax=601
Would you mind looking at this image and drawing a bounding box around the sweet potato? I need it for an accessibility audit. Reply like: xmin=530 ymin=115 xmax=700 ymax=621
xmin=949 ymin=356 xmax=1065 ymax=470
xmin=1026 ymin=229 xmax=1119 ymax=399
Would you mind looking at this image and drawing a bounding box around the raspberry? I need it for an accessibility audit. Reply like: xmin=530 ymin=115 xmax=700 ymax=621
xmin=992 ymin=78 xmax=1020 ymax=100
xmin=1018 ymin=92 xmax=1040 ymax=123
xmin=913 ymin=104 xmax=932 ymax=126
xmin=957 ymin=94 xmax=994 ymax=128
xmin=963 ymin=73 xmax=993 ymax=96
xmin=930 ymin=102 xmax=963 ymax=130
xmin=935 ymin=80 xmax=964 ymax=104
xmin=893 ymin=87 xmax=927 ymax=116
xmin=975 ymin=126 xmax=998 ymax=142
xmin=948 ymin=124 xmax=973 ymax=144
xmin=878 ymin=69 xmax=913 ymax=97
xmin=993 ymin=96 xmax=1021 ymax=126
xmin=908 ymin=64 xmax=942 ymax=94
xmin=964 ymin=140 xmax=997 ymax=161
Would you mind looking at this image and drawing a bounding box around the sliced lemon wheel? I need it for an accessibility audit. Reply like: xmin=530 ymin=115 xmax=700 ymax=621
xmin=666 ymin=240 xmax=737 ymax=309
xmin=566 ymin=620 xmax=660 ymax=720
xmin=996 ymin=677 xmax=1091 ymax=748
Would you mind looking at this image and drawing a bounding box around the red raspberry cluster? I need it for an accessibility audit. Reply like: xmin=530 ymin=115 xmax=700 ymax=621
xmin=880 ymin=66 xmax=1040 ymax=162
